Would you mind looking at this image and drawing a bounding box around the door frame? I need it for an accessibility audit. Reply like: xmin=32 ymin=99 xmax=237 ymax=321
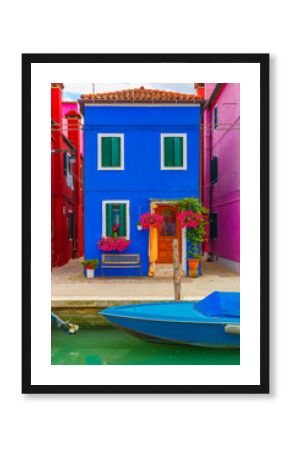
xmin=151 ymin=200 xmax=187 ymax=271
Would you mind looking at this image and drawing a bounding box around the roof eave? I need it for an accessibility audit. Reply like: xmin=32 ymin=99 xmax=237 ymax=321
xmin=204 ymin=83 xmax=225 ymax=109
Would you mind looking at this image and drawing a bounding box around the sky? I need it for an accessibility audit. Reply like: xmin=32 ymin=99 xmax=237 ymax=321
xmin=62 ymin=83 xmax=196 ymax=101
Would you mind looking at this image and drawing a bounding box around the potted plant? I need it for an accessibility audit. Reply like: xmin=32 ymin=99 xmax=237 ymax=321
xmin=112 ymin=224 xmax=120 ymax=237
xmin=176 ymin=198 xmax=208 ymax=278
xmin=81 ymin=259 xmax=99 ymax=278
xmin=139 ymin=212 xmax=164 ymax=229
xmin=137 ymin=221 xmax=143 ymax=231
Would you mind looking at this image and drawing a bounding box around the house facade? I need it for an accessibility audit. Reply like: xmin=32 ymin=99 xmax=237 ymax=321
xmin=80 ymin=87 xmax=202 ymax=276
xmin=51 ymin=84 xmax=84 ymax=268
xmin=203 ymin=83 xmax=240 ymax=273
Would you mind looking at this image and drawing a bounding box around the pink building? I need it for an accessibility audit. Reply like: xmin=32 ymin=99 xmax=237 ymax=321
xmin=203 ymin=83 xmax=240 ymax=273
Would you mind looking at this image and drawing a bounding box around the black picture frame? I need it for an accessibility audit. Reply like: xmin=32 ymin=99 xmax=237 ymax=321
xmin=22 ymin=53 xmax=269 ymax=394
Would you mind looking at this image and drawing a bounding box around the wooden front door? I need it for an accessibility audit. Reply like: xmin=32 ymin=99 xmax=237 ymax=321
xmin=156 ymin=205 xmax=182 ymax=263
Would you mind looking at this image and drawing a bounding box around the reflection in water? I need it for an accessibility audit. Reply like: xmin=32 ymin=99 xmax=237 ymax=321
xmin=51 ymin=328 xmax=240 ymax=365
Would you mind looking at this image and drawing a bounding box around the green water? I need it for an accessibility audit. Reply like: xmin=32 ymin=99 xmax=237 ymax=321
xmin=51 ymin=328 xmax=240 ymax=365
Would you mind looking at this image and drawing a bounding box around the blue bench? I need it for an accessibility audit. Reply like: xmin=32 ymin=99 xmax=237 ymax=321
xmin=101 ymin=254 xmax=142 ymax=276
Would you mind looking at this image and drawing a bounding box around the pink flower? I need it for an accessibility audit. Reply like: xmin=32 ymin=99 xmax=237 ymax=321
xmin=112 ymin=224 xmax=120 ymax=235
xmin=113 ymin=224 xmax=120 ymax=233
xmin=177 ymin=210 xmax=204 ymax=229
xmin=140 ymin=213 xmax=164 ymax=229
xmin=97 ymin=237 xmax=130 ymax=252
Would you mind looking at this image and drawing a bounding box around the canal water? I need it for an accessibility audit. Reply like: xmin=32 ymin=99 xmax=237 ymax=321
xmin=51 ymin=328 xmax=240 ymax=365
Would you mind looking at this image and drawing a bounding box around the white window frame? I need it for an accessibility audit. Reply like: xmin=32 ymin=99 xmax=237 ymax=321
xmin=98 ymin=133 xmax=125 ymax=170
xmin=102 ymin=200 xmax=130 ymax=239
xmin=160 ymin=133 xmax=187 ymax=170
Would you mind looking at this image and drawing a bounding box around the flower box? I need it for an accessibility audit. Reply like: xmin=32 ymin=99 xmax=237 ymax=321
xmin=97 ymin=237 xmax=131 ymax=252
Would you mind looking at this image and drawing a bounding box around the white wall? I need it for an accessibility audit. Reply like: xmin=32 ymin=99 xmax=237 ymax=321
xmin=0 ymin=2 xmax=287 ymax=450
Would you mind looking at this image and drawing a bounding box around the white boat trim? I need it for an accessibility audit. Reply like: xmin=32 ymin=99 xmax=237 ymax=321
xmin=224 ymin=324 xmax=240 ymax=335
xmin=101 ymin=313 xmax=239 ymax=327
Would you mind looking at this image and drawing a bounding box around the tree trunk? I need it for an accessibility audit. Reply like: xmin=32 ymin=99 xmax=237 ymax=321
xmin=173 ymin=239 xmax=182 ymax=301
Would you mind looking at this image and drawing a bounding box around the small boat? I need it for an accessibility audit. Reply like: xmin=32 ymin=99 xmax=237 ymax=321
xmin=100 ymin=291 xmax=240 ymax=349
xmin=51 ymin=312 xmax=79 ymax=334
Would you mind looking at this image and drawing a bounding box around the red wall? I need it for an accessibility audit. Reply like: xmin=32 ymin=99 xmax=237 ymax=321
xmin=51 ymin=84 xmax=84 ymax=268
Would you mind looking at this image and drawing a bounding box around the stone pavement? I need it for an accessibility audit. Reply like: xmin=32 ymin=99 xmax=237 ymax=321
xmin=51 ymin=258 xmax=240 ymax=305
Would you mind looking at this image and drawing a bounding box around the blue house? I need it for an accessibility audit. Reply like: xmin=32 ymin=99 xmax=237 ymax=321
xmin=80 ymin=87 xmax=202 ymax=277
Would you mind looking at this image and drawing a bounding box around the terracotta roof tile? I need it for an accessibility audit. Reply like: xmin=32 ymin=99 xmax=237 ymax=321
xmin=80 ymin=86 xmax=202 ymax=104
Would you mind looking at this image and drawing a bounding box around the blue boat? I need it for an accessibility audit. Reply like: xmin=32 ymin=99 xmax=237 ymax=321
xmin=100 ymin=291 xmax=240 ymax=349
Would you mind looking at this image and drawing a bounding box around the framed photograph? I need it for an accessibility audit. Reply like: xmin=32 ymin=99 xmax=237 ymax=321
xmin=22 ymin=53 xmax=269 ymax=394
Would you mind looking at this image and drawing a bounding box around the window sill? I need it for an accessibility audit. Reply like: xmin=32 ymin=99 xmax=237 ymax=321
xmin=98 ymin=167 xmax=124 ymax=171
xmin=161 ymin=167 xmax=187 ymax=171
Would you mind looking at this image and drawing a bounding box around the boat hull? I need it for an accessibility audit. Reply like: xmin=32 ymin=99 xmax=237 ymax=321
xmin=100 ymin=293 xmax=240 ymax=349
xmin=101 ymin=306 xmax=239 ymax=349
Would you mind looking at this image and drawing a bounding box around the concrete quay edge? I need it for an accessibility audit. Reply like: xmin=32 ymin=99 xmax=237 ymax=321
xmin=51 ymin=295 xmax=203 ymax=308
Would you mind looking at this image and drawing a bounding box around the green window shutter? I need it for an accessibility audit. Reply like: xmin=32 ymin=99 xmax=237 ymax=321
xmin=106 ymin=203 xmax=113 ymax=236
xmin=210 ymin=156 xmax=218 ymax=184
xmin=214 ymin=107 xmax=218 ymax=129
xmin=101 ymin=137 xmax=112 ymax=167
xmin=119 ymin=203 xmax=127 ymax=237
xmin=173 ymin=137 xmax=183 ymax=167
xmin=164 ymin=137 xmax=174 ymax=166
xmin=210 ymin=212 xmax=218 ymax=239
xmin=164 ymin=137 xmax=183 ymax=167
xmin=101 ymin=136 xmax=121 ymax=168
xmin=111 ymin=137 xmax=121 ymax=167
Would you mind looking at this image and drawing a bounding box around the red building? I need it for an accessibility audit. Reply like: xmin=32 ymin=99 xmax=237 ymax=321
xmin=51 ymin=83 xmax=84 ymax=267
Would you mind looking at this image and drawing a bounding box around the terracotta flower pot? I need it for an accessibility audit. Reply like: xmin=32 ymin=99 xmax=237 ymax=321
xmin=188 ymin=258 xmax=199 ymax=278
